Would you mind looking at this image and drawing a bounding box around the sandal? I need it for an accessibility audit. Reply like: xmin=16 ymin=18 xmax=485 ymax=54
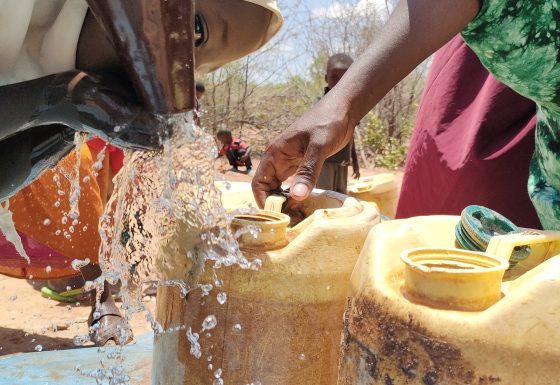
xmin=41 ymin=287 xmax=84 ymax=303
xmin=88 ymin=299 xmax=133 ymax=346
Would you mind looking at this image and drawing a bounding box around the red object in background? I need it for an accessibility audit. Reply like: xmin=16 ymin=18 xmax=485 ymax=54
xmin=219 ymin=138 xmax=249 ymax=156
xmin=219 ymin=138 xmax=250 ymax=165
xmin=397 ymin=35 xmax=541 ymax=229
xmin=87 ymin=139 xmax=124 ymax=174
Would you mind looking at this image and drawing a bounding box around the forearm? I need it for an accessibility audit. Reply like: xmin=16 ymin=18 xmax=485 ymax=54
xmin=351 ymin=140 xmax=359 ymax=168
xmin=0 ymin=72 xmax=79 ymax=139
xmin=325 ymin=0 xmax=480 ymax=127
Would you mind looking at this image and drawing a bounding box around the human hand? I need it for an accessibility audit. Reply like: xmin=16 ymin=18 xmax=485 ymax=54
xmin=352 ymin=167 xmax=361 ymax=180
xmin=252 ymin=100 xmax=355 ymax=208
xmin=68 ymin=72 xmax=167 ymax=150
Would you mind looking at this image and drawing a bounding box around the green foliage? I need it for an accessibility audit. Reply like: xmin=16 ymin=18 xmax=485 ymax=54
xmin=361 ymin=113 xmax=412 ymax=169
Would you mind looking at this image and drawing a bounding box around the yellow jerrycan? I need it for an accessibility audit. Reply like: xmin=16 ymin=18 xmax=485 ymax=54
xmin=338 ymin=215 xmax=560 ymax=385
xmin=152 ymin=182 xmax=379 ymax=385
xmin=347 ymin=174 xmax=399 ymax=219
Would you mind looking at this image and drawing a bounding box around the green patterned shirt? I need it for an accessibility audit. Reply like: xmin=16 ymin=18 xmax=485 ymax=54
xmin=462 ymin=0 xmax=560 ymax=229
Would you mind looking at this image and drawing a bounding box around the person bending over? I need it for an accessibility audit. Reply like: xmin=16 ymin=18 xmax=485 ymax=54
xmin=217 ymin=129 xmax=253 ymax=174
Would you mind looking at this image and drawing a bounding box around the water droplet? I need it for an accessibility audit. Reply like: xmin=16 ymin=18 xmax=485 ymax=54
xmin=71 ymin=258 xmax=90 ymax=271
xmin=186 ymin=327 xmax=202 ymax=359
xmin=202 ymin=315 xmax=217 ymax=331
xmin=200 ymin=284 xmax=213 ymax=296
xmin=61 ymin=217 xmax=68 ymax=225
xmin=45 ymin=266 xmax=52 ymax=273
xmin=82 ymin=176 xmax=91 ymax=183
xmin=298 ymin=353 xmax=306 ymax=360
xmin=73 ymin=335 xmax=89 ymax=346
xmin=214 ymin=368 xmax=222 ymax=378
xmin=55 ymin=230 xmax=61 ymax=236
xmin=34 ymin=345 xmax=43 ymax=352
xmin=217 ymin=292 xmax=227 ymax=305
xmin=43 ymin=218 xmax=51 ymax=226
xmin=54 ymin=201 xmax=61 ymax=208
xmin=232 ymin=324 xmax=242 ymax=332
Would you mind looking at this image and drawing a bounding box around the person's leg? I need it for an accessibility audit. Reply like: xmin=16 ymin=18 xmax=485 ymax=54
xmin=80 ymin=263 xmax=132 ymax=345
xmin=237 ymin=148 xmax=253 ymax=171
xmin=316 ymin=163 xmax=336 ymax=191
xmin=225 ymin=148 xmax=238 ymax=170
xmin=333 ymin=165 xmax=349 ymax=194
xmin=244 ymin=155 xmax=253 ymax=171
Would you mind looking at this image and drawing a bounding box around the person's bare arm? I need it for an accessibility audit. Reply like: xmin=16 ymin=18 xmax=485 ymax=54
xmin=351 ymin=139 xmax=360 ymax=179
xmin=0 ymin=71 xmax=163 ymax=150
xmin=252 ymin=0 xmax=480 ymax=207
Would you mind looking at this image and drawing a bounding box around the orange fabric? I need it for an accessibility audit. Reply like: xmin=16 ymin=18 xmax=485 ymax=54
xmin=0 ymin=144 xmax=113 ymax=279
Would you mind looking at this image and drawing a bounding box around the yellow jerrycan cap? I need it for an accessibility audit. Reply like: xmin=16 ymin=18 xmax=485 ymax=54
xmin=401 ymin=230 xmax=560 ymax=311
xmin=400 ymin=248 xmax=508 ymax=311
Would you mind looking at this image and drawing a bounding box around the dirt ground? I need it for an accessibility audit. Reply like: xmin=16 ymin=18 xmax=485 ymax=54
xmin=0 ymin=159 xmax=402 ymax=357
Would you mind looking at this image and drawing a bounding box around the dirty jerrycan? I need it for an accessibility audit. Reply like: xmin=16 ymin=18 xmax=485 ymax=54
xmin=153 ymin=185 xmax=379 ymax=385
xmin=338 ymin=215 xmax=560 ymax=385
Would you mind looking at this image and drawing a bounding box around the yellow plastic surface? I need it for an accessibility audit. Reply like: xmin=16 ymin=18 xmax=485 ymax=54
xmin=401 ymin=248 xmax=508 ymax=311
xmin=338 ymin=215 xmax=560 ymax=385
xmin=153 ymin=182 xmax=380 ymax=385
xmin=347 ymin=174 xmax=399 ymax=219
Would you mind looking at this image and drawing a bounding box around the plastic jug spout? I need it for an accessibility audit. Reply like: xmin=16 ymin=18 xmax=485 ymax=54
xmin=401 ymin=248 xmax=508 ymax=311
xmin=86 ymin=0 xmax=196 ymax=114
xmin=232 ymin=210 xmax=290 ymax=251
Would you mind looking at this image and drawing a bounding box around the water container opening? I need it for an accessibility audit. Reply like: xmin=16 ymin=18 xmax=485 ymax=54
xmin=232 ymin=210 xmax=290 ymax=251
xmin=401 ymin=248 xmax=508 ymax=311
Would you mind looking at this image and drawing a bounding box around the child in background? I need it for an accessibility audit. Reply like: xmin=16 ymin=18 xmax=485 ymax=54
xmin=0 ymin=0 xmax=282 ymax=346
xmin=217 ymin=129 xmax=253 ymax=173
xmin=196 ymin=81 xmax=206 ymax=100
xmin=316 ymin=54 xmax=360 ymax=194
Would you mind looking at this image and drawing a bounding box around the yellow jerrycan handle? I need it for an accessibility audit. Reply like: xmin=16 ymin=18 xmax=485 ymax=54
xmin=486 ymin=231 xmax=560 ymax=264
xmin=264 ymin=194 xmax=287 ymax=213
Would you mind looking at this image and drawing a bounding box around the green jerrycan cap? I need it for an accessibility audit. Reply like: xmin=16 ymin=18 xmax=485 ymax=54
xmin=456 ymin=205 xmax=530 ymax=270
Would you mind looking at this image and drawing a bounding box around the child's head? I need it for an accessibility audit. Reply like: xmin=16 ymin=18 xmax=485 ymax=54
xmin=325 ymin=53 xmax=354 ymax=89
xmin=216 ymin=129 xmax=233 ymax=145
xmin=195 ymin=81 xmax=206 ymax=100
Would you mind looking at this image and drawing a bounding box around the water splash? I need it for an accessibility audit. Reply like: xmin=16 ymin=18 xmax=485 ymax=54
xmin=97 ymin=112 xmax=256 ymax=311
xmin=75 ymin=112 xmax=260 ymax=384
xmin=0 ymin=200 xmax=29 ymax=263
xmin=187 ymin=327 xmax=202 ymax=359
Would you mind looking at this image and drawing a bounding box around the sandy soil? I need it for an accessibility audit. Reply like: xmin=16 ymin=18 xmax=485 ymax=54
xmin=0 ymin=160 xmax=401 ymax=357
xmin=0 ymin=276 xmax=156 ymax=356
